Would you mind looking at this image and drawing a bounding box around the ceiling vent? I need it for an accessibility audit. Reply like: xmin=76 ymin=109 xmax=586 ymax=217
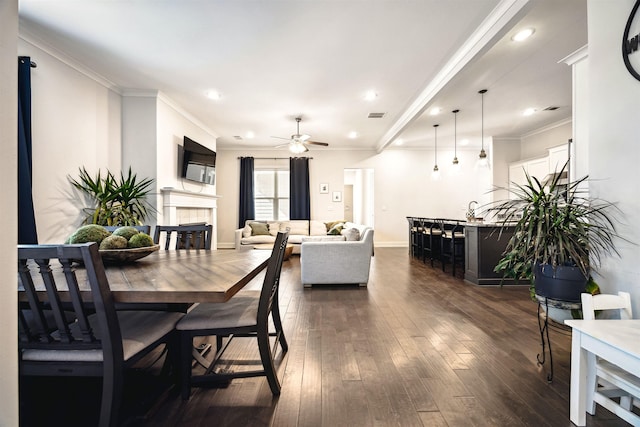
xmin=233 ymin=135 xmax=243 ymax=140
xmin=368 ymin=112 xmax=386 ymax=119
xmin=543 ymin=106 xmax=559 ymax=111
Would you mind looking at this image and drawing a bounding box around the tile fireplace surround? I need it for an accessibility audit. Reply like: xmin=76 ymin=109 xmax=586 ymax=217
xmin=160 ymin=187 xmax=220 ymax=249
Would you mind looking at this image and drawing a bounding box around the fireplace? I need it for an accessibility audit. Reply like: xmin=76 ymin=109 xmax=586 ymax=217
xmin=160 ymin=188 xmax=220 ymax=249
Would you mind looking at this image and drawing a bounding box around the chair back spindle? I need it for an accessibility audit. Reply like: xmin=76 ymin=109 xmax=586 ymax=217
xmin=18 ymin=243 xmax=120 ymax=353
xmin=154 ymin=224 xmax=213 ymax=250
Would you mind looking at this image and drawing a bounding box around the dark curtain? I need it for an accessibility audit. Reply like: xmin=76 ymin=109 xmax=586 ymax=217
xmin=18 ymin=56 xmax=38 ymax=244
xmin=238 ymin=157 xmax=255 ymax=228
xmin=289 ymin=157 xmax=310 ymax=220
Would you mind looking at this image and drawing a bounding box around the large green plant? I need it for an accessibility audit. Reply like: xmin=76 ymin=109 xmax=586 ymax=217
xmin=490 ymin=162 xmax=622 ymax=292
xmin=69 ymin=167 xmax=155 ymax=226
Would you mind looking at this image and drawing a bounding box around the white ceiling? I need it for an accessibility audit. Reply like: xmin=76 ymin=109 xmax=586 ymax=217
xmin=18 ymin=0 xmax=587 ymax=153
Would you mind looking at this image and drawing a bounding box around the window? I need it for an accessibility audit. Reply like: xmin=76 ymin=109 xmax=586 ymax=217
xmin=254 ymin=169 xmax=289 ymax=221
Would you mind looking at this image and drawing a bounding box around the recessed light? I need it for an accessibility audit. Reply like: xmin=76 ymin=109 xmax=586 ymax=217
xmin=364 ymin=90 xmax=378 ymax=101
xmin=205 ymin=90 xmax=222 ymax=100
xmin=348 ymin=131 xmax=358 ymax=139
xmin=512 ymin=28 xmax=535 ymax=42
xmin=523 ymin=108 xmax=537 ymax=116
xmin=246 ymin=131 xmax=255 ymax=139
xmin=430 ymin=107 xmax=441 ymax=115
xmin=460 ymin=138 xmax=469 ymax=146
xmin=395 ymin=139 xmax=404 ymax=146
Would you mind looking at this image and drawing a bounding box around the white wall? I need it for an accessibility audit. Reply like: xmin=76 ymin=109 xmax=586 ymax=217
xmin=520 ymin=120 xmax=572 ymax=159
xmin=1 ymin=1 xmax=19 ymax=424
xmin=156 ymin=95 xmax=217 ymax=195
xmin=15 ymin=42 xmax=219 ymax=244
xmin=216 ymin=147 xmax=493 ymax=248
xmin=491 ymin=137 xmax=521 ymax=206
xmin=18 ymin=39 xmax=122 ymax=243
xmin=122 ymin=93 xmax=218 ymax=228
xmin=586 ymin=0 xmax=640 ymax=313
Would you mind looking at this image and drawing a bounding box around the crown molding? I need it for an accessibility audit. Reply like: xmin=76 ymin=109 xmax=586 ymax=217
xmin=560 ymin=44 xmax=588 ymax=66
xmin=521 ymin=117 xmax=572 ymax=139
xmin=19 ymin=25 xmax=121 ymax=93
xmin=375 ymin=0 xmax=533 ymax=153
xmin=119 ymin=90 xmax=218 ymax=139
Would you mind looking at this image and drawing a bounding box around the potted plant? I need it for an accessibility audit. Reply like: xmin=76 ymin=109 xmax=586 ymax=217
xmin=69 ymin=166 xmax=155 ymax=226
xmin=489 ymin=162 xmax=623 ymax=303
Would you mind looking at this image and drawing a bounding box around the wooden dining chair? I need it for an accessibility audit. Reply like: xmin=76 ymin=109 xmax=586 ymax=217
xmin=18 ymin=243 xmax=184 ymax=427
xmin=153 ymin=223 xmax=214 ymax=364
xmin=581 ymin=291 xmax=640 ymax=426
xmin=176 ymin=231 xmax=290 ymax=399
xmin=154 ymin=224 xmax=212 ymax=250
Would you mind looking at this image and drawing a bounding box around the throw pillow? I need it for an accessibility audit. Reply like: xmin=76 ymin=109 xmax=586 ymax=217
xmin=310 ymin=220 xmax=327 ymax=236
xmin=284 ymin=220 xmax=310 ymax=236
xmin=242 ymin=224 xmax=252 ymax=238
xmin=328 ymin=222 xmax=344 ymax=235
xmin=267 ymin=221 xmax=280 ymax=237
xmin=249 ymin=222 xmax=269 ymax=236
xmin=325 ymin=220 xmax=346 ymax=232
xmin=342 ymin=227 xmax=361 ymax=241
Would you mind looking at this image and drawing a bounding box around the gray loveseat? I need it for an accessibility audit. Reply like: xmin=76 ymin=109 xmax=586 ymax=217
xmin=300 ymin=227 xmax=374 ymax=287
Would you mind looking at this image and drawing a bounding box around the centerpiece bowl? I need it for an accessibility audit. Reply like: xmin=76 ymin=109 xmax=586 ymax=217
xmin=99 ymin=244 xmax=160 ymax=263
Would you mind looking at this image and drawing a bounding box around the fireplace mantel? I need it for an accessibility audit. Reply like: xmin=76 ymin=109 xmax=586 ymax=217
xmin=160 ymin=187 xmax=220 ymax=248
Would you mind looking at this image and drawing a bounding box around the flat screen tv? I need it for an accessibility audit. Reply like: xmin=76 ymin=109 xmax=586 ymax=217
xmin=181 ymin=136 xmax=216 ymax=185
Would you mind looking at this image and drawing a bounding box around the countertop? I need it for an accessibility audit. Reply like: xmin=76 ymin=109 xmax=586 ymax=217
xmin=463 ymin=221 xmax=517 ymax=228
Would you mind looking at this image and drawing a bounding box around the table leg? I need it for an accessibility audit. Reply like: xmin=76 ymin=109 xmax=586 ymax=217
xmin=570 ymin=329 xmax=587 ymax=426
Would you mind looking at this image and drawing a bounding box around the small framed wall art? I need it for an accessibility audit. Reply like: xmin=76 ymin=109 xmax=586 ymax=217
xmin=319 ymin=183 xmax=329 ymax=194
xmin=332 ymin=191 xmax=342 ymax=202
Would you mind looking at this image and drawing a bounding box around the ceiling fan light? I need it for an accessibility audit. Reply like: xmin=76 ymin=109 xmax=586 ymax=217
xmin=289 ymin=142 xmax=307 ymax=154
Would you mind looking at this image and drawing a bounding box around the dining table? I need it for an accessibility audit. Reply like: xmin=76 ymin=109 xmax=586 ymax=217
xmin=19 ymin=248 xmax=272 ymax=304
xmin=564 ymin=319 xmax=640 ymax=426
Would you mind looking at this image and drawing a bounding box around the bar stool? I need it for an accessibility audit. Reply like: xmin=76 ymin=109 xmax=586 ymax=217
xmin=440 ymin=221 xmax=465 ymax=275
xmin=408 ymin=217 xmax=422 ymax=258
xmin=422 ymin=219 xmax=442 ymax=267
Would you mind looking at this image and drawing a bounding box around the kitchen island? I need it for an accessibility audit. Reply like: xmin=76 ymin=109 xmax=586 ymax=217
xmin=464 ymin=222 xmax=522 ymax=286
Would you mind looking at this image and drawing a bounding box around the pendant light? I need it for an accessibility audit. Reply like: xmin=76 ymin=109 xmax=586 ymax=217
xmin=432 ymin=124 xmax=440 ymax=180
xmin=477 ymin=89 xmax=490 ymax=169
xmin=452 ymin=109 xmax=460 ymax=172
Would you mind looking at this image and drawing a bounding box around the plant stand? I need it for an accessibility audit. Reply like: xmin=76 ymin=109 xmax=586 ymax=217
xmin=536 ymin=295 xmax=581 ymax=382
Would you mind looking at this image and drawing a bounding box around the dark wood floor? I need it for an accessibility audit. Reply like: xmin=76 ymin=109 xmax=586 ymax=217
xmin=21 ymin=248 xmax=631 ymax=426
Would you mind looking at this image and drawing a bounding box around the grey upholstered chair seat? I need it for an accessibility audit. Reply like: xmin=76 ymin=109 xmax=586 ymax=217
xmin=177 ymin=292 xmax=259 ymax=331
xmin=22 ymin=310 xmax=183 ymax=362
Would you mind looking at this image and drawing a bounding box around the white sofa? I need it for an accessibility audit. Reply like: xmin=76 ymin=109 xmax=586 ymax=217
xmin=301 ymin=227 xmax=374 ymax=287
xmin=234 ymin=220 xmax=353 ymax=254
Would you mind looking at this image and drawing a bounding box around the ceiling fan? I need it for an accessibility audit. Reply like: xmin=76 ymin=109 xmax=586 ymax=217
xmin=271 ymin=117 xmax=329 ymax=153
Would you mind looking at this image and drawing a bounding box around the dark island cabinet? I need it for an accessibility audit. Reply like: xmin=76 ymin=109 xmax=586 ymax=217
xmin=464 ymin=224 xmax=522 ymax=286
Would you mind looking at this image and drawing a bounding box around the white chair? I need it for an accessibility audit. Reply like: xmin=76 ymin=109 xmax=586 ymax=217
xmin=581 ymin=292 xmax=640 ymax=426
